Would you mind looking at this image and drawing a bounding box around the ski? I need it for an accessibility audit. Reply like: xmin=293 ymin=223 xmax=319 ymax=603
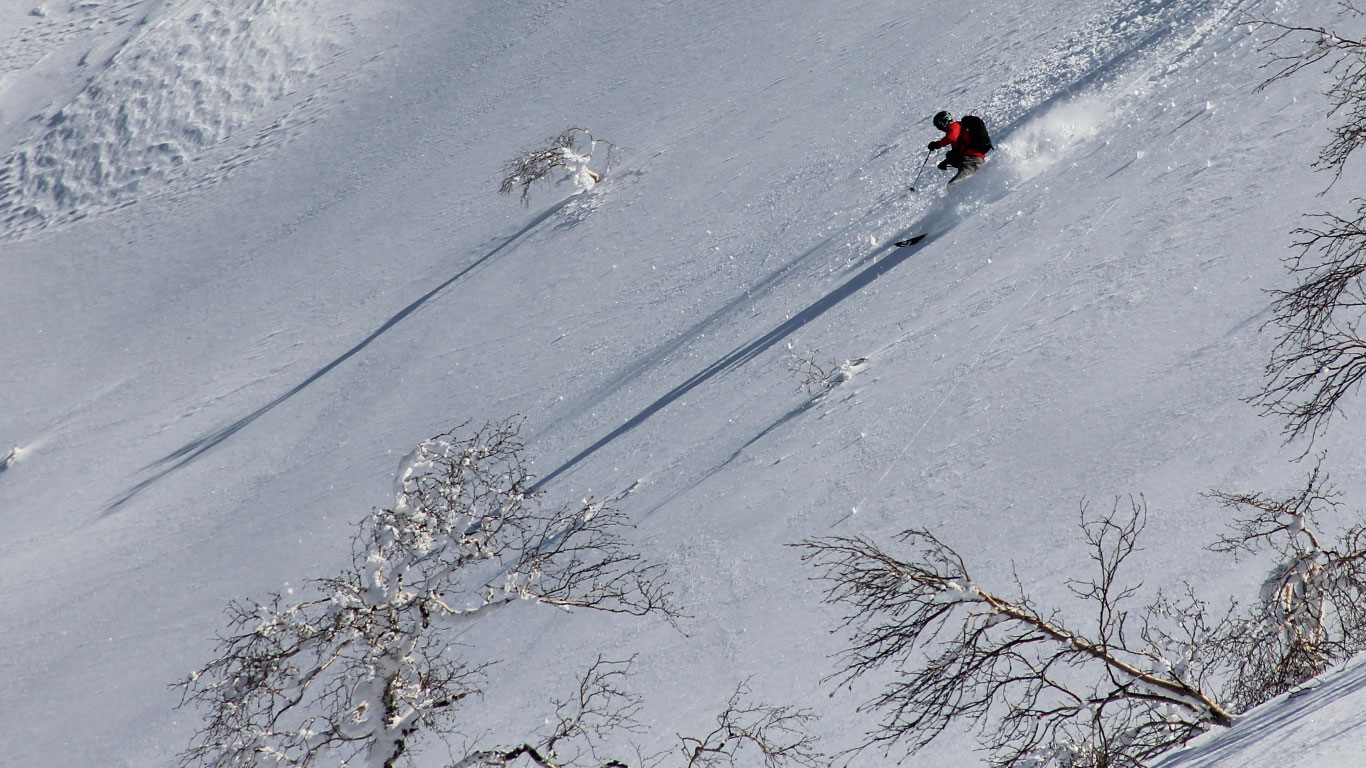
xmin=895 ymin=234 xmax=927 ymax=247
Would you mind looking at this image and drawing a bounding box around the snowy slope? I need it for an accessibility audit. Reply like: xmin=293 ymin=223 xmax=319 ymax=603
xmin=3 ymin=0 xmax=1366 ymax=766
xmin=1156 ymin=655 xmax=1366 ymax=768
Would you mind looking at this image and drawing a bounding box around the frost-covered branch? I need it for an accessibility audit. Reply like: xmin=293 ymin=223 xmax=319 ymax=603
xmin=799 ymin=500 xmax=1234 ymax=768
xmin=177 ymin=419 xmax=675 ymax=768
xmin=499 ymin=128 xmax=622 ymax=206
xmin=1208 ymin=460 xmax=1366 ymax=710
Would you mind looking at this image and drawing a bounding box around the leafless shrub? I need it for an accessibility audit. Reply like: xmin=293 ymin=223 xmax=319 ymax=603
xmin=785 ymin=344 xmax=865 ymax=396
xmin=1208 ymin=459 xmax=1366 ymax=710
xmin=500 ymin=128 xmax=622 ymax=206
xmin=799 ymin=500 xmax=1236 ymax=768
xmin=177 ymin=419 xmax=675 ymax=768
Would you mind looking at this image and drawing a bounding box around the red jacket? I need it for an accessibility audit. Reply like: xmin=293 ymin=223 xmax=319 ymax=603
xmin=930 ymin=122 xmax=986 ymax=159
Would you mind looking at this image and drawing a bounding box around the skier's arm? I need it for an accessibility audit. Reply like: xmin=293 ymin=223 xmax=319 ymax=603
xmin=928 ymin=122 xmax=961 ymax=150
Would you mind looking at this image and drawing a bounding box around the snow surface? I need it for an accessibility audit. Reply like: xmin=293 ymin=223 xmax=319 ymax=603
xmin=3 ymin=0 xmax=1366 ymax=766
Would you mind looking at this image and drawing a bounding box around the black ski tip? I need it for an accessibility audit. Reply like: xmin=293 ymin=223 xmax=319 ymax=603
xmin=894 ymin=234 xmax=927 ymax=247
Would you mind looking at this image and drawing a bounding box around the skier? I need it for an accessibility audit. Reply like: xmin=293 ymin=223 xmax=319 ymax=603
xmin=895 ymin=111 xmax=995 ymax=246
xmin=927 ymin=110 xmax=990 ymax=187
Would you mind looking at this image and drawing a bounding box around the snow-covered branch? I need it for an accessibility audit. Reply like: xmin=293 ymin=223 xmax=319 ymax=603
xmin=499 ymin=128 xmax=621 ymax=206
xmin=177 ymin=419 xmax=675 ymax=768
xmin=1208 ymin=461 xmax=1366 ymax=710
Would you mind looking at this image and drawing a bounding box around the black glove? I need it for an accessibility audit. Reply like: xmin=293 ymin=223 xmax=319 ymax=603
xmin=927 ymin=141 xmax=938 ymax=150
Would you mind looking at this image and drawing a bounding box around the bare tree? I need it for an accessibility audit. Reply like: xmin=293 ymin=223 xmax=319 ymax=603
xmin=449 ymin=656 xmax=643 ymax=768
xmin=1251 ymin=202 xmax=1366 ymax=443
xmin=1247 ymin=8 xmax=1366 ymax=441
xmin=500 ymin=128 xmax=622 ymax=206
xmin=177 ymin=419 xmax=675 ymax=768
xmin=799 ymin=501 xmax=1236 ymax=768
xmin=1208 ymin=460 xmax=1366 ymax=710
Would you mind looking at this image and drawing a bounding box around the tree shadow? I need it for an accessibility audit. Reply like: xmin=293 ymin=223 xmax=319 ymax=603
xmin=102 ymin=197 xmax=578 ymax=516
xmin=530 ymin=232 xmax=939 ymax=492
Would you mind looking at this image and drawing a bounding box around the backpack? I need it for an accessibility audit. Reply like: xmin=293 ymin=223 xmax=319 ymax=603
xmin=959 ymin=115 xmax=993 ymax=154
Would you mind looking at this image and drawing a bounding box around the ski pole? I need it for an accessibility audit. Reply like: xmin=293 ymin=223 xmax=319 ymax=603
xmin=909 ymin=149 xmax=934 ymax=192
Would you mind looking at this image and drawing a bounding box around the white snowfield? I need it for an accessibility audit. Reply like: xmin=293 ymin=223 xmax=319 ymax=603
xmin=2 ymin=0 xmax=1365 ymax=766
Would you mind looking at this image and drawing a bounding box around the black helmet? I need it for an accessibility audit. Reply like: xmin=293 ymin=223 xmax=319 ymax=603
xmin=933 ymin=110 xmax=954 ymax=130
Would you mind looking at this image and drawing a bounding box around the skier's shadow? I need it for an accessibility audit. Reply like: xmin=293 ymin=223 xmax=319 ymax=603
xmin=101 ymin=197 xmax=578 ymax=516
xmin=529 ymin=231 xmax=939 ymax=492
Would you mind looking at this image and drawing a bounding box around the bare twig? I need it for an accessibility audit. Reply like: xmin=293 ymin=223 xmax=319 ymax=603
xmin=677 ymin=684 xmax=825 ymax=768
xmin=785 ymin=344 xmax=864 ymax=396
xmin=450 ymin=658 xmax=643 ymax=768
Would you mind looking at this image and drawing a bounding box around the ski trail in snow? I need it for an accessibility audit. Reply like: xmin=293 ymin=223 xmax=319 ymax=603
xmin=842 ymin=198 xmax=1119 ymax=524
xmin=858 ymin=0 xmax=1249 ymax=250
xmin=850 ymin=0 xmax=1251 ymax=350
xmin=542 ymin=4 xmax=1243 ymax=442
